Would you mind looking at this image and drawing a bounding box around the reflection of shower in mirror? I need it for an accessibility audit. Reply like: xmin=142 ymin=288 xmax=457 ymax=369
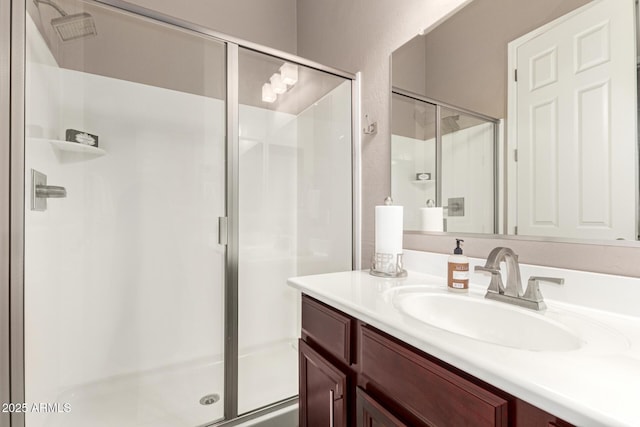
xmin=441 ymin=115 xmax=460 ymax=133
xmin=34 ymin=0 xmax=97 ymax=41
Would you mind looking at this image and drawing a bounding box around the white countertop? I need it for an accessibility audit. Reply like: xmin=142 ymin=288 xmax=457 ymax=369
xmin=288 ymin=269 xmax=640 ymax=427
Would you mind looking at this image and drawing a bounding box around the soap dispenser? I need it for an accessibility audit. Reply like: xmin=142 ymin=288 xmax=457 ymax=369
xmin=447 ymin=239 xmax=469 ymax=293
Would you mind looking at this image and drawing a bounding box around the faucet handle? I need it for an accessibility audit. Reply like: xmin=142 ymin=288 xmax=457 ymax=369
xmin=474 ymin=266 xmax=505 ymax=294
xmin=523 ymin=276 xmax=564 ymax=303
xmin=474 ymin=266 xmax=500 ymax=275
xmin=528 ymin=276 xmax=565 ymax=286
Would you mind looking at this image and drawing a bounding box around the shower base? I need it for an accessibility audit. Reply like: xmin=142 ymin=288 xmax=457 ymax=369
xmin=29 ymin=341 xmax=298 ymax=427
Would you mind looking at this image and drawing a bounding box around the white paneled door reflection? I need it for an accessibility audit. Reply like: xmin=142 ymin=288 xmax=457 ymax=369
xmin=514 ymin=0 xmax=637 ymax=240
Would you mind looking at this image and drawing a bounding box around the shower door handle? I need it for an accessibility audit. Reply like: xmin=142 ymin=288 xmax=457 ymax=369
xmin=218 ymin=217 xmax=228 ymax=245
xmin=35 ymin=185 xmax=67 ymax=198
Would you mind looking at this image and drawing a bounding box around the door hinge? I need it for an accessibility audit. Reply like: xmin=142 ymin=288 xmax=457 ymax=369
xmin=218 ymin=216 xmax=228 ymax=245
xmin=514 ymin=69 xmax=518 ymax=82
xmin=514 ymin=149 xmax=518 ymax=162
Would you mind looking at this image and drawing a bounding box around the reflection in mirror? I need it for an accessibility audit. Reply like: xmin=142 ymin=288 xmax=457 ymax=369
xmin=391 ymin=91 xmax=498 ymax=234
xmin=391 ymin=0 xmax=639 ymax=242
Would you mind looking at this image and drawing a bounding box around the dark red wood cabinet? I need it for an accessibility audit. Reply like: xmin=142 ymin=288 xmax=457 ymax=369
xmin=299 ymin=294 xmax=575 ymax=427
xmin=356 ymin=387 xmax=408 ymax=427
xmin=299 ymin=339 xmax=348 ymax=427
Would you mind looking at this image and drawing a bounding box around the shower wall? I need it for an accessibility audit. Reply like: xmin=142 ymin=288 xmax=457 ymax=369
xmin=26 ymin=14 xmax=226 ymax=420
xmin=295 ymin=81 xmax=353 ymax=277
xmin=238 ymin=88 xmax=352 ymax=357
xmin=237 ymin=80 xmax=353 ymax=414
xmin=238 ymin=105 xmax=298 ymax=357
xmin=391 ymin=134 xmax=436 ymax=229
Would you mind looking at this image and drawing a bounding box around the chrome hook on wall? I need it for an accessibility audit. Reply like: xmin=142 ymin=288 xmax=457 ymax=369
xmin=363 ymin=114 xmax=378 ymax=135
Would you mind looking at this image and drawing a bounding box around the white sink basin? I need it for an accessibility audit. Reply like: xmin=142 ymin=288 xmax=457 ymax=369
xmin=394 ymin=292 xmax=583 ymax=351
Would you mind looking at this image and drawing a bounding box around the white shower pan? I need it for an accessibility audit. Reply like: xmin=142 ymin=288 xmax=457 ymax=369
xmin=28 ymin=341 xmax=298 ymax=427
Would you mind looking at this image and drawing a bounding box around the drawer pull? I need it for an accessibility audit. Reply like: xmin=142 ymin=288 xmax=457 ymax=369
xmin=329 ymin=389 xmax=335 ymax=427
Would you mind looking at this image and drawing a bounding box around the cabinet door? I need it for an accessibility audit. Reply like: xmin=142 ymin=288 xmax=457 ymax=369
xmin=360 ymin=325 xmax=508 ymax=426
xmin=299 ymin=339 xmax=347 ymax=427
xmin=356 ymin=387 xmax=407 ymax=427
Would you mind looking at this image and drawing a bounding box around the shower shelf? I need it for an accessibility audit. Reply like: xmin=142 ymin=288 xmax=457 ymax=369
xmin=31 ymin=138 xmax=106 ymax=156
xmin=411 ymin=180 xmax=434 ymax=184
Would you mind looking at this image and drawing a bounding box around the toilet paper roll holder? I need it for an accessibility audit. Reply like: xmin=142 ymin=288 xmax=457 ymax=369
xmin=370 ymin=197 xmax=408 ymax=278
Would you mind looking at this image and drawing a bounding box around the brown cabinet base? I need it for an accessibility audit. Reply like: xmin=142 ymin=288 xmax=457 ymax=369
xmin=356 ymin=387 xmax=408 ymax=427
xmin=299 ymin=339 xmax=348 ymax=427
xmin=300 ymin=295 xmax=574 ymax=427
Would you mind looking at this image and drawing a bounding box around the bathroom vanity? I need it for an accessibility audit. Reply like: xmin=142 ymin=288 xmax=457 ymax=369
xmin=299 ymin=294 xmax=572 ymax=426
xmin=289 ymin=254 xmax=640 ymax=426
xmin=299 ymin=294 xmax=573 ymax=426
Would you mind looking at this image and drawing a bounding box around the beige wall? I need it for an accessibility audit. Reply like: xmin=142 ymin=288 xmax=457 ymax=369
xmin=296 ymin=0 xmax=470 ymax=265
xmin=391 ymin=35 xmax=426 ymax=96
xmin=404 ymin=233 xmax=640 ymax=278
xmin=419 ymin=0 xmax=589 ymax=118
xmin=125 ymin=0 xmax=297 ymax=53
xmin=393 ymin=0 xmax=589 ymax=119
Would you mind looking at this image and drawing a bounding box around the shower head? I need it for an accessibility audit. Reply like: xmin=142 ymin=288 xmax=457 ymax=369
xmin=51 ymin=12 xmax=97 ymax=41
xmin=442 ymin=115 xmax=461 ymax=132
xmin=34 ymin=0 xmax=97 ymax=41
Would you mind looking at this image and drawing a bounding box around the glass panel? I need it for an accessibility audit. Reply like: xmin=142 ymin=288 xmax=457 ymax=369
xmin=391 ymin=93 xmax=437 ymax=230
xmin=25 ymin=1 xmax=226 ymax=426
xmin=237 ymin=48 xmax=353 ymax=414
xmin=440 ymin=106 xmax=495 ymax=233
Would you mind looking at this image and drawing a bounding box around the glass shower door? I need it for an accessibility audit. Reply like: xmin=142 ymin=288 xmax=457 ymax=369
xmin=24 ymin=2 xmax=227 ymax=426
xmin=237 ymin=48 xmax=353 ymax=414
xmin=440 ymin=106 xmax=496 ymax=233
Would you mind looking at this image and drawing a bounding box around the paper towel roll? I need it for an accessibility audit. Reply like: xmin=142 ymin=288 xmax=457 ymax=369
xmin=375 ymin=205 xmax=403 ymax=255
xmin=420 ymin=207 xmax=443 ymax=232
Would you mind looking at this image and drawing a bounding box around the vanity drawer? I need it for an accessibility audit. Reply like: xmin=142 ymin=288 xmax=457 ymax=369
xmin=302 ymin=295 xmax=353 ymax=365
xmin=359 ymin=325 xmax=508 ymax=427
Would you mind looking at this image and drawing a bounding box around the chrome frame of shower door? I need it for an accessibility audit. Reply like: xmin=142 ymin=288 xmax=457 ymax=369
xmin=224 ymin=42 xmax=240 ymax=421
xmin=6 ymin=1 xmax=27 ymax=427
xmin=1 ymin=2 xmax=15 ymax=427
xmin=4 ymin=0 xmax=360 ymax=425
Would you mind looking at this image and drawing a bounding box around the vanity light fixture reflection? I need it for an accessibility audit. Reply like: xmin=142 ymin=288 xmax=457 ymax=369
xmin=261 ymin=63 xmax=298 ymax=103
xmin=270 ymin=73 xmax=287 ymax=94
xmin=261 ymin=83 xmax=276 ymax=103
xmin=280 ymin=63 xmax=299 ymax=85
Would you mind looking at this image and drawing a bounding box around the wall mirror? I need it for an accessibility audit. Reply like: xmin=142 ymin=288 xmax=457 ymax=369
xmin=391 ymin=0 xmax=639 ymax=243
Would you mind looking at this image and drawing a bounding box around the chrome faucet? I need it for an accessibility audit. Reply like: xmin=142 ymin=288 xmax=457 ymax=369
xmin=474 ymin=247 xmax=564 ymax=311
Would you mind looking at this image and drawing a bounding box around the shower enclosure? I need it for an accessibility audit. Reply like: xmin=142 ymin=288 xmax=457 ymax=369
xmin=2 ymin=1 xmax=356 ymax=426
xmin=391 ymin=89 xmax=498 ymax=234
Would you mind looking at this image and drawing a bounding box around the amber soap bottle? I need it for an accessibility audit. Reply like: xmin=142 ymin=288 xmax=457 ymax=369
xmin=447 ymin=239 xmax=469 ymax=293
